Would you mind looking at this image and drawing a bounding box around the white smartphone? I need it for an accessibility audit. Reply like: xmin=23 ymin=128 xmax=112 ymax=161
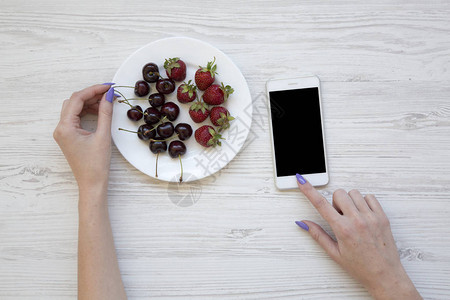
xmin=266 ymin=76 xmax=329 ymax=189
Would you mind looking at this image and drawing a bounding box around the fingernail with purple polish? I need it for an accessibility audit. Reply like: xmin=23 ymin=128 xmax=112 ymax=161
xmin=102 ymin=82 xmax=115 ymax=85
xmin=295 ymin=221 xmax=309 ymax=231
xmin=296 ymin=173 xmax=306 ymax=185
xmin=106 ymin=87 xmax=114 ymax=103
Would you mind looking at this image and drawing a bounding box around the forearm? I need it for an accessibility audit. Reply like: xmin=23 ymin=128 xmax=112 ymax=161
xmin=78 ymin=186 xmax=127 ymax=300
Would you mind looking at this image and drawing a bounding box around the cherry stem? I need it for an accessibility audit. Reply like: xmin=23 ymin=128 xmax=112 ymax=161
xmin=115 ymin=90 xmax=149 ymax=116
xmin=155 ymin=152 xmax=159 ymax=178
xmin=118 ymin=128 xmax=138 ymax=134
xmin=143 ymin=124 xmax=160 ymax=135
xmin=117 ymin=99 xmax=132 ymax=106
xmin=114 ymin=90 xmax=143 ymax=103
xmin=116 ymin=100 xmax=146 ymax=117
xmin=132 ymin=106 xmax=146 ymax=116
xmin=113 ymin=85 xmax=135 ymax=89
xmin=114 ymin=89 xmax=128 ymax=102
xmin=148 ymin=116 xmax=169 ymax=131
xmin=143 ymin=129 xmax=153 ymax=136
xmin=179 ymin=154 xmax=183 ymax=182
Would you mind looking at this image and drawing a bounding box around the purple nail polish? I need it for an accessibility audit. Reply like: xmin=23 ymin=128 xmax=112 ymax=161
xmin=106 ymin=87 xmax=114 ymax=103
xmin=296 ymin=173 xmax=306 ymax=185
xmin=102 ymin=82 xmax=115 ymax=85
xmin=295 ymin=221 xmax=309 ymax=231
xmin=114 ymin=93 xmax=121 ymax=98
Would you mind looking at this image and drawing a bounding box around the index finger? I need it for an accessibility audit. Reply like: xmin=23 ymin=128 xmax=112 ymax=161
xmin=296 ymin=174 xmax=341 ymax=224
xmin=63 ymin=84 xmax=111 ymax=117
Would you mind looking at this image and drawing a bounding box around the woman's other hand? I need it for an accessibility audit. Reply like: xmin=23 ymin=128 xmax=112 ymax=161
xmin=295 ymin=174 xmax=421 ymax=300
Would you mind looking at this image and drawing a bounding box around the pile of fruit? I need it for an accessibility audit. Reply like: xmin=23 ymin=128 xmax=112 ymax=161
xmin=113 ymin=57 xmax=235 ymax=182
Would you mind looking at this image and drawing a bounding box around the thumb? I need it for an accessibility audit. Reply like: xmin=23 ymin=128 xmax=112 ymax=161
xmin=97 ymin=87 xmax=114 ymax=137
xmin=296 ymin=220 xmax=340 ymax=263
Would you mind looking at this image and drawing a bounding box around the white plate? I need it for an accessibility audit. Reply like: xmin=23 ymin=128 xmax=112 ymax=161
xmin=111 ymin=37 xmax=253 ymax=182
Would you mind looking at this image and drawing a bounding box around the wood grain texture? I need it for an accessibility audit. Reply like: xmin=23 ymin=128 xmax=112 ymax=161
xmin=1 ymin=0 xmax=450 ymax=299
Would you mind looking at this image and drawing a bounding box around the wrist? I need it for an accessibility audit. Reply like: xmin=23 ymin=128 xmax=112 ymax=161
xmin=367 ymin=268 xmax=421 ymax=300
xmin=78 ymin=181 xmax=108 ymax=208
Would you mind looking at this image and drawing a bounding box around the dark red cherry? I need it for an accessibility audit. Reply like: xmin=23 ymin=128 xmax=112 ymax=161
xmin=148 ymin=93 xmax=165 ymax=108
xmin=169 ymin=140 xmax=187 ymax=182
xmin=142 ymin=63 xmax=160 ymax=83
xmin=149 ymin=138 xmax=167 ymax=154
xmin=169 ymin=140 xmax=187 ymax=158
xmin=160 ymin=102 xmax=180 ymax=121
xmin=157 ymin=122 xmax=174 ymax=138
xmin=137 ymin=124 xmax=156 ymax=140
xmin=144 ymin=107 xmax=161 ymax=125
xmin=175 ymin=123 xmax=193 ymax=140
xmin=127 ymin=105 xmax=143 ymax=121
xmin=134 ymin=80 xmax=150 ymax=97
xmin=156 ymin=78 xmax=176 ymax=94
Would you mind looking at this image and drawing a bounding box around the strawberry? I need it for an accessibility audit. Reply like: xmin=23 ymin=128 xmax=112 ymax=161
xmin=189 ymin=101 xmax=210 ymax=123
xmin=177 ymin=80 xmax=197 ymax=103
xmin=203 ymin=82 xmax=234 ymax=106
xmin=210 ymin=106 xmax=235 ymax=132
xmin=195 ymin=125 xmax=223 ymax=147
xmin=195 ymin=57 xmax=218 ymax=91
xmin=164 ymin=57 xmax=186 ymax=81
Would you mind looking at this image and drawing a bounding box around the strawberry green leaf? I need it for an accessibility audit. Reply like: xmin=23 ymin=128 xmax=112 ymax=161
xmin=199 ymin=57 xmax=218 ymax=76
xmin=164 ymin=57 xmax=181 ymax=76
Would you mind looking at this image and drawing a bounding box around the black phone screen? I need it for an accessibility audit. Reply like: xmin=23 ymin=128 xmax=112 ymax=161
xmin=269 ymin=87 xmax=326 ymax=177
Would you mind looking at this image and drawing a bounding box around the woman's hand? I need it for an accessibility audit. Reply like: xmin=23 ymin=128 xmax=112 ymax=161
xmin=295 ymin=174 xmax=421 ymax=300
xmin=53 ymin=84 xmax=115 ymax=195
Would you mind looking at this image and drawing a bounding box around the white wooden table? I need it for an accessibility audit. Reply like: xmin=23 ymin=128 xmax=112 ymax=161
xmin=1 ymin=1 xmax=450 ymax=299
